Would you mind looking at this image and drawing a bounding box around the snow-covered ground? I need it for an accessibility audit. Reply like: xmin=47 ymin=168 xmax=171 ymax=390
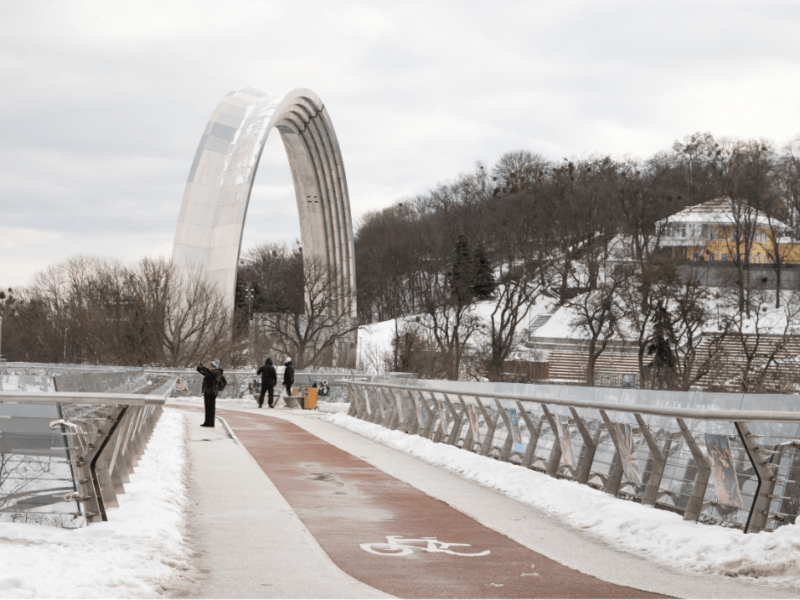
xmin=357 ymin=295 xmax=557 ymax=373
xmin=326 ymin=412 xmax=800 ymax=589
xmin=0 ymin=408 xmax=190 ymax=598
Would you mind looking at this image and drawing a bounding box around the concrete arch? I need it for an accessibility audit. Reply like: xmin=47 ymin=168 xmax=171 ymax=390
xmin=171 ymin=87 xmax=356 ymax=321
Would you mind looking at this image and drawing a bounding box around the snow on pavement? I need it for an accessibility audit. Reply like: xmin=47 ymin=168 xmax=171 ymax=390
xmin=326 ymin=412 xmax=800 ymax=589
xmin=0 ymin=408 xmax=190 ymax=598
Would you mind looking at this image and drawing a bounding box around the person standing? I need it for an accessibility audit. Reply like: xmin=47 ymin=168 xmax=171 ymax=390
xmin=283 ymin=357 xmax=295 ymax=398
xmin=256 ymin=357 xmax=277 ymax=408
xmin=197 ymin=359 xmax=224 ymax=427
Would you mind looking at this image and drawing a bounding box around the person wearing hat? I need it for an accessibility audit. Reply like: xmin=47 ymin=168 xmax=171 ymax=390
xmin=283 ymin=357 xmax=295 ymax=399
xmin=197 ymin=359 xmax=224 ymax=427
xmin=256 ymin=357 xmax=277 ymax=408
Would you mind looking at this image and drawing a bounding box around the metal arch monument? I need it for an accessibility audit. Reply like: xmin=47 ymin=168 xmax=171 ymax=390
xmin=171 ymin=87 xmax=357 ymax=363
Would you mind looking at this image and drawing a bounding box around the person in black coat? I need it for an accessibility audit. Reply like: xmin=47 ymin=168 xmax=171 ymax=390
xmin=197 ymin=359 xmax=224 ymax=427
xmin=283 ymin=357 xmax=295 ymax=398
xmin=256 ymin=357 xmax=277 ymax=408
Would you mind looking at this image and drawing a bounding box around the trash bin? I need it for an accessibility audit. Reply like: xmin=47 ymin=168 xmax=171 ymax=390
xmin=302 ymin=387 xmax=318 ymax=410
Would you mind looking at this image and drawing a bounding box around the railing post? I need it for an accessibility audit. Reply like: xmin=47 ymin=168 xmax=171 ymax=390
xmin=599 ymin=410 xmax=624 ymax=495
xmin=458 ymin=395 xmax=477 ymax=452
xmin=540 ymin=404 xmax=563 ymax=477
xmin=430 ymin=394 xmax=448 ymax=443
xmin=475 ymin=397 xmax=497 ymax=457
xmin=494 ymin=399 xmax=515 ymax=462
xmin=346 ymin=384 xmax=358 ymax=417
xmin=570 ymin=407 xmax=596 ymax=485
xmin=383 ymin=388 xmax=400 ymax=431
xmin=443 ymin=394 xmax=462 ymax=446
xmin=634 ymin=413 xmax=666 ymax=506
xmin=376 ymin=388 xmax=390 ymax=427
xmin=516 ymin=401 xmax=543 ymax=469
xmin=75 ymin=405 xmax=127 ymax=522
xmin=389 ymin=388 xmax=414 ymax=433
xmin=736 ymin=421 xmax=779 ymax=534
xmin=368 ymin=388 xmax=383 ymax=424
xmin=676 ymin=417 xmax=711 ymax=522
xmin=354 ymin=386 xmax=368 ymax=420
xmin=417 ymin=391 xmax=436 ymax=439
xmin=406 ymin=389 xmax=422 ymax=435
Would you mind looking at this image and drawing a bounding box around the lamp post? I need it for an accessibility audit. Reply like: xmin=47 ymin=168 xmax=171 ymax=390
xmin=244 ymin=287 xmax=254 ymax=362
xmin=63 ymin=327 xmax=69 ymax=363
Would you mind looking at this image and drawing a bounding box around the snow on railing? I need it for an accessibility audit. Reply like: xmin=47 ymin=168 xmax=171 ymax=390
xmin=342 ymin=379 xmax=800 ymax=534
xmin=0 ymin=386 xmax=170 ymax=527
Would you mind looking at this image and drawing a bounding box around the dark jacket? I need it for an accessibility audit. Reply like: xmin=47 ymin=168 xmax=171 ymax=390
xmin=197 ymin=364 xmax=224 ymax=395
xmin=257 ymin=359 xmax=277 ymax=387
xmin=283 ymin=362 xmax=295 ymax=387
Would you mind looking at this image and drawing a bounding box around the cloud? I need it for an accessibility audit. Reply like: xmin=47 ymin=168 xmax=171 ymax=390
xmin=1 ymin=0 xmax=799 ymax=286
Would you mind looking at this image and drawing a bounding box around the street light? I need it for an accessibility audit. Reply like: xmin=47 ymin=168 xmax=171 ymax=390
xmin=244 ymin=287 xmax=254 ymax=323
xmin=244 ymin=287 xmax=254 ymax=362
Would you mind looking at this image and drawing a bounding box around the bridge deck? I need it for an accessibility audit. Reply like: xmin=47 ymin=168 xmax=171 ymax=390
xmin=170 ymin=401 xmax=797 ymax=599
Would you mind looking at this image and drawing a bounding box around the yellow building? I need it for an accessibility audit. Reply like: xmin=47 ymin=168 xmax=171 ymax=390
xmin=657 ymin=197 xmax=800 ymax=265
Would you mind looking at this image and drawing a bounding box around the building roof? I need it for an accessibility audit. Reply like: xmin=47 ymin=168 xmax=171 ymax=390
xmin=656 ymin=197 xmax=790 ymax=231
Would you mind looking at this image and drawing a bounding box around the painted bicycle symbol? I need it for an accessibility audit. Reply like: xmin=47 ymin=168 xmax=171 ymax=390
xmin=360 ymin=536 xmax=490 ymax=557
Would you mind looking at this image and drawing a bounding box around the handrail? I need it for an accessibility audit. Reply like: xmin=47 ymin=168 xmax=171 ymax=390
xmin=341 ymin=379 xmax=800 ymax=534
xmin=0 ymin=385 xmax=168 ymax=526
xmin=338 ymin=380 xmax=800 ymax=423
xmin=0 ymin=390 xmax=170 ymax=406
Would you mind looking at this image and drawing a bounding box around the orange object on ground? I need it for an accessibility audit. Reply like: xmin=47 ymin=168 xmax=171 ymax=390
xmin=302 ymin=387 xmax=317 ymax=410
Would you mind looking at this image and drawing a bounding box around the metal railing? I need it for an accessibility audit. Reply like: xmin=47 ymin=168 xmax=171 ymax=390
xmin=145 ymin=367 xmax=370 ymax=401
xmin=0 ymin=386 xmax=170 ymax=527
xmin=342 ymin=379 xmax=800 ymax=534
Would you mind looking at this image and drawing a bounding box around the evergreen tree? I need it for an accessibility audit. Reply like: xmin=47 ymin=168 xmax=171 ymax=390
xmin=446 ymin=233 xmax=476 ymax=304
xmin=473 ymin=244 xmax=495 ymax=300
xmin=646 ymin=303 xmax=678 ymax=388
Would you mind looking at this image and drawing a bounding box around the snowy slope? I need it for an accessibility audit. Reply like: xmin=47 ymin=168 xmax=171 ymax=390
xmin=357 ymin=295 xmax=558 ymax=373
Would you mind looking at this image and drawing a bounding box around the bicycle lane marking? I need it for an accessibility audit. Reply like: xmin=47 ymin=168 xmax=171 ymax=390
xmin=219 ymin=409 xmax=668 ymax=599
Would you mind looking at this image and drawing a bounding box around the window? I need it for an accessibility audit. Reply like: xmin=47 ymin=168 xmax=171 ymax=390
xmin=721 ymin=253 xmax=728 ymax=261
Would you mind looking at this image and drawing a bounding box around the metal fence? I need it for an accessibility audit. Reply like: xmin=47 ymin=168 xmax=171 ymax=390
xmin=0 ymin=363 xmax=149 ymax=394
xmin=0 ymin=384 xmax=169 ymax=527
xmin=343 ymin=379 xmax=800 ymax=534
xmin=145 ymin=367 xmax=374 ymax=402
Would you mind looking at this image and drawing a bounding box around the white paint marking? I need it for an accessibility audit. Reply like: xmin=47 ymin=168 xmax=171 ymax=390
xmin=360 ymin=536 xmax=490 ymax=557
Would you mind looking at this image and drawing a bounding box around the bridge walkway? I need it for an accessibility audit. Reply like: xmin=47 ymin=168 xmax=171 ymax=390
xmin=169 ymin=401 xmax=796 ymax=599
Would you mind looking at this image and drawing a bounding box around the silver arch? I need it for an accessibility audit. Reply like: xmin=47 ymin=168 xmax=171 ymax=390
xmin=172 ymin=87 xmax=356 ymax=319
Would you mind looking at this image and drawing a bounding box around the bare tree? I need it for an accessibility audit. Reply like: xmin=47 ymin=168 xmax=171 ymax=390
xmin=257 ymin=257 xmax=358 ymax=369
xmin=484 ymin=265 xmax=541 ymax=381
xmin=669 ymin=272 xmax=727 ymax=391
xmin=159 ymin=263 xmax=236 ymax=367
xmin=718 ymin=285 xmax=800 ymax=392
xmin=568 ymin=269 xmax=630 ymax=386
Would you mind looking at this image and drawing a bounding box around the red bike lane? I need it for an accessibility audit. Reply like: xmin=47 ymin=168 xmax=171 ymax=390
xmin=217 ymin=408 xmax=666 ymax=599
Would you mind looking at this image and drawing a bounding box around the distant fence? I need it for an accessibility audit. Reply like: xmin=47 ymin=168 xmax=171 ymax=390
xmin=146 ymin=367 xmax=417 ymax=402
xmin=343 ymin=377 xmax=800 ymax=534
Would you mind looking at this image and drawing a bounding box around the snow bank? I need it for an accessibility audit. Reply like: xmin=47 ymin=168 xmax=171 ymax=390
xmin=0 ymin=408 xmax=190 ymax=598
xmin=326 ymin=413 xmax=800 ymax=587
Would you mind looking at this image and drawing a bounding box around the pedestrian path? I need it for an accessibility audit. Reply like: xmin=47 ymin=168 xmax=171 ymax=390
xmin=171 ymin=401 xmax=800 ymax=599
xmin=172 ymin=406 xmax=388 ymax=599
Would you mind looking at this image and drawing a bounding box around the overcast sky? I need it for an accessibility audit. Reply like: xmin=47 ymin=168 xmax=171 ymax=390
xmin=1 ymin=0 xmax=799 ymax=287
